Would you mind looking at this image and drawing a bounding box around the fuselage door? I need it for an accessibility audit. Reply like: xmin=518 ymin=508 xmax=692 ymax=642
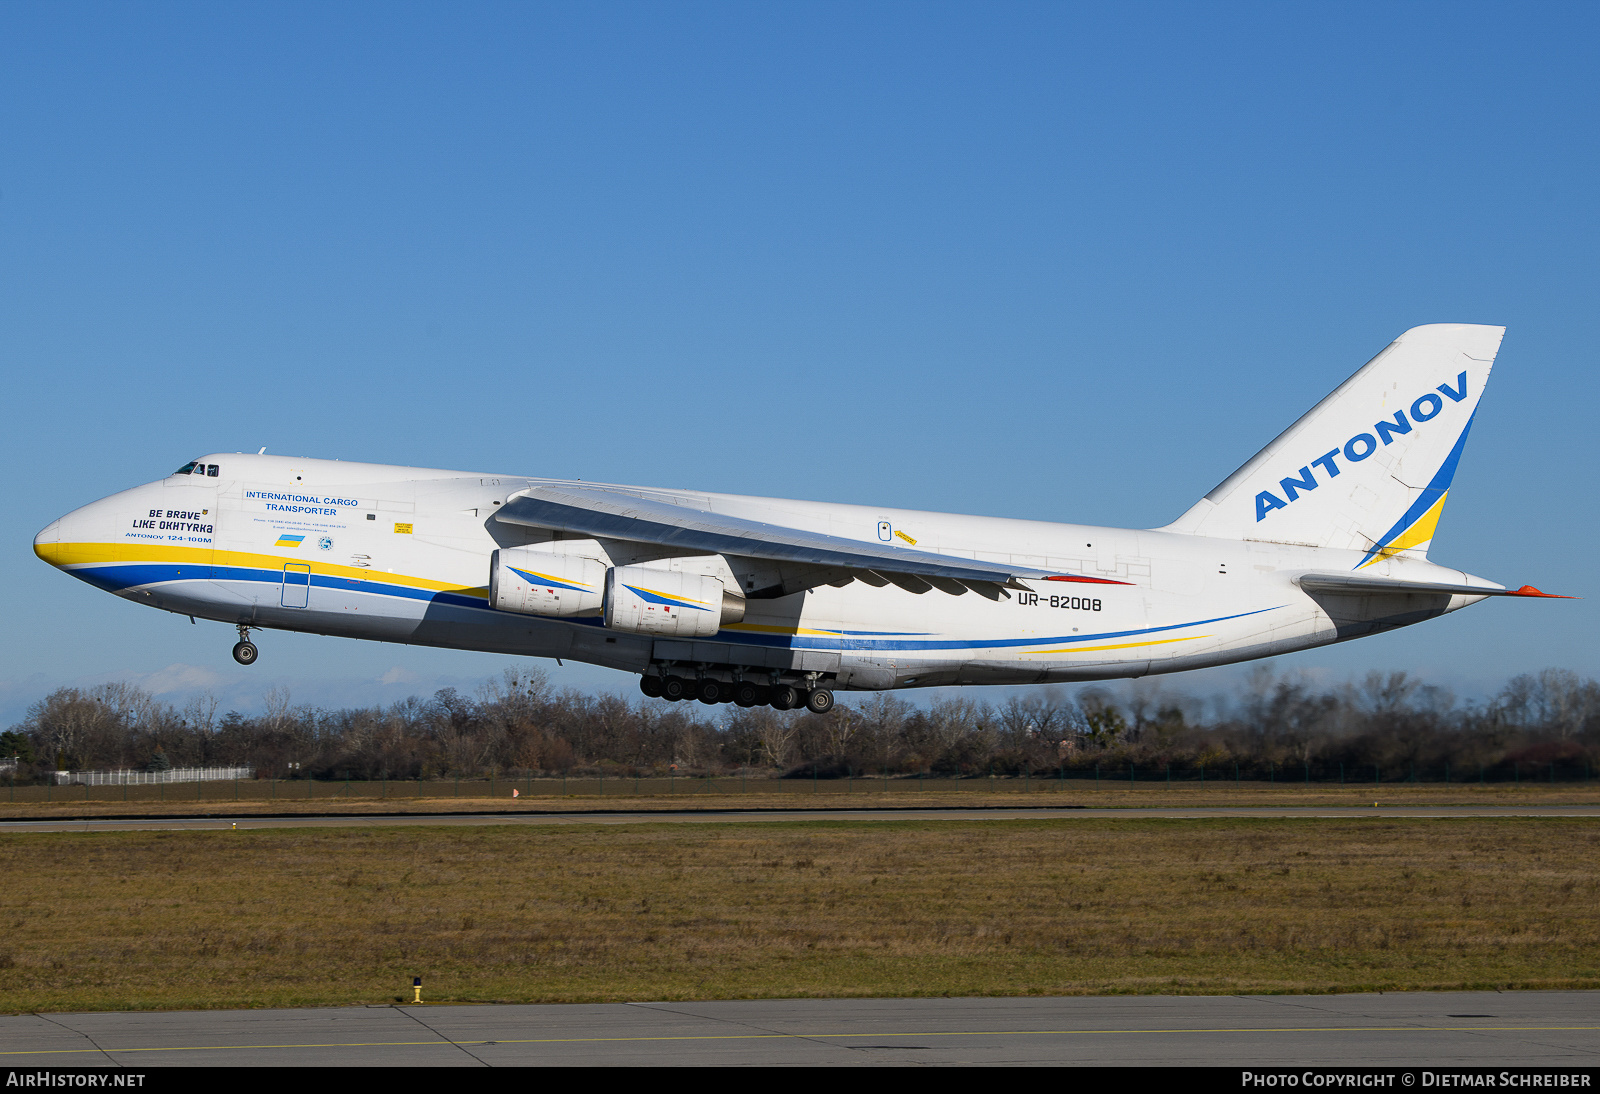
xmin=281 ymin=563 xmax=311 ymax=608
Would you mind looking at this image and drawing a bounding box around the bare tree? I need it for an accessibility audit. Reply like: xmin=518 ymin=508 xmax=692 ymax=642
xmin=748 ymin=707 xmax=798 ymax=769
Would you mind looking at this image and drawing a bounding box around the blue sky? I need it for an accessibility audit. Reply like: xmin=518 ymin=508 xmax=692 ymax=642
xmin=3 ymin=2 xmax=1596 ymax=721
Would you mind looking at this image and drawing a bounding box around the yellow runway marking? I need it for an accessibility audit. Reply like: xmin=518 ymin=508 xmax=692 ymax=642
xmin=5 ymin=1025 xmax=1597 ymax=1056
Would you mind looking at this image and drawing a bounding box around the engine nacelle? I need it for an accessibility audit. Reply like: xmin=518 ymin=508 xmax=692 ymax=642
xmin=490 ymin=549 xmax=606 ymax=617
xmin=604 ymin=565 xmax=743 ymax=638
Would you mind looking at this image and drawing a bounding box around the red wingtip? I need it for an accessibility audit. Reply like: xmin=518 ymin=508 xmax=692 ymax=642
xmin=1510 ymin=585 xmax=1579 ymax=599
xmin=1044 ymin=574 xmax=1136 ymax=586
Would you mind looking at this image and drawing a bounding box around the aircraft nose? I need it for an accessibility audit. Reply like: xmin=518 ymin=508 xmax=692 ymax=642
xmin=33 ymin=517 xmax=62 ymax=564
xmin=36 ymin=493 xmax=120 ymax=569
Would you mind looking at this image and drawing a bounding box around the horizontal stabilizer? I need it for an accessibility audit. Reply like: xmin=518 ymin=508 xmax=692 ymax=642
xmin=496 ymin=484 xmax=1057 ymax=588
xmin=1295 ymin=572 xmax=1574 ymax=598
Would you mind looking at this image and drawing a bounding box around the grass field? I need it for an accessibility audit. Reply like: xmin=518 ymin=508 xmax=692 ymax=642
xmin=2 ymin=777 xmax=1598 ymax=818
xmin=1 ymin=816 xmax=1596 ymax=1014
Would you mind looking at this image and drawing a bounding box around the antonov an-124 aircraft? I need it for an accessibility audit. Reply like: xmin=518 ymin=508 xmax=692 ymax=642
xmin=35 ymin=324 xmax=1567 ymax=714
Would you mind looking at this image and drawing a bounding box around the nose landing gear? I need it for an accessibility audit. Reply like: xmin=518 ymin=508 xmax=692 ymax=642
xmin=232 ymin=624 xmax=258 ymax=666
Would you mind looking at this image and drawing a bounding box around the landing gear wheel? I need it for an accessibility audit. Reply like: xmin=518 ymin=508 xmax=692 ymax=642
xmin=769 ymin=684 xmax=799 ymax=711
xmin=639 ymin=675 xmax=664 ymax=698
xmin=698 ymin=680 xmax=725 ymax=705
xmin=662 ymin=675 xmax=689 ymax=702
xmin=805 ymin=688 xmax=835 ymax=714
xmin=232 ymin=641 xmax=258 ymax=666
xmin=733 ymin=681 xmax=762 ymax=707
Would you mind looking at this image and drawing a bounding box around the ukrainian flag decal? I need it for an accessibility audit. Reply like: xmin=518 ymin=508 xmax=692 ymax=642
xmin=274 ymin=534 xmax=306 ymax=548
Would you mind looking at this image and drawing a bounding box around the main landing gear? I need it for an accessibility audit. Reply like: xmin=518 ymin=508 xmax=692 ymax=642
xmin=639 ymin=673 xmax=833 ymax=713
xmin=232 ymin=624 xmax=258 ymax=666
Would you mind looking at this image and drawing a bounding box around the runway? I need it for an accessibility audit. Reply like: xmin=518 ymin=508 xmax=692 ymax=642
xmin=2 ymin=992 xmax=1596 ymax=1066
xmin=0 ymin=804 xmax=1596 ymax=833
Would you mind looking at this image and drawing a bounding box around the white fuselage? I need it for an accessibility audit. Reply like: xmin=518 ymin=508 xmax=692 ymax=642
xmin=34 ymin=453 xmax=1490 ymax=690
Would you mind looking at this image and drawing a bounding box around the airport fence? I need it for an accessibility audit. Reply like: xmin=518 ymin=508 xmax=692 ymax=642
xmin=53 ymin=766 xmax=255 ymax=786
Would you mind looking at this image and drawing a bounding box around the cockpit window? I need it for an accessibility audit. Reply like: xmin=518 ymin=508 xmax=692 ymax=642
xmin=173 ymin=461 xmax=199 ymax=476
xmin=206 ymin=464 xmax=219 ymax=477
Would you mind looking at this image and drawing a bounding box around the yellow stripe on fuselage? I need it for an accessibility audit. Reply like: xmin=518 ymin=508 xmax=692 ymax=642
xmin=37 ymin=542 xmax=489 ymax=599
xmin=1026 ymin=635 xmax=1209 ymax=656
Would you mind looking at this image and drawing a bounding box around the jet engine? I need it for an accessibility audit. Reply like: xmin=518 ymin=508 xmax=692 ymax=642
xmin=603 ymin=565 xmax=744 ymax=637
xmin=489 ymin=549 xmax=606 ymax=617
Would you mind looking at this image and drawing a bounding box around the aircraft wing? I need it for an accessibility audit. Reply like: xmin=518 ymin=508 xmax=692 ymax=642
xmin=1294 ymin=572 xmax=1572 ymax=598
xmin=494 ymin=484 xmax=1083 ymax=596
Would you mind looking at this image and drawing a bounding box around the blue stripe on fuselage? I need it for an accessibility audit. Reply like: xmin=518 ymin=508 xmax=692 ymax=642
xmin=68 ymin=562 xmax=488 ymax=609
xmin=66 ymin=561 xmax=1277 ymax=654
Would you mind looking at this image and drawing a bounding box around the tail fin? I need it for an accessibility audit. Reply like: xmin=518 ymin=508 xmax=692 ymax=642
xmin=1163 ymin=324 xmax=1504 ymax=567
